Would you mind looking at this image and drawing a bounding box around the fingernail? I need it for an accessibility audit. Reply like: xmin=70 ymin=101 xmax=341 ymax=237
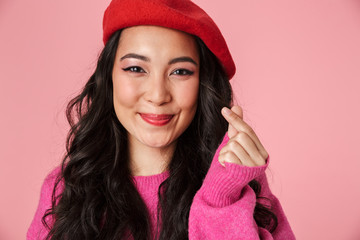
xmin=222 ymin=107 xmax=232 ymax=116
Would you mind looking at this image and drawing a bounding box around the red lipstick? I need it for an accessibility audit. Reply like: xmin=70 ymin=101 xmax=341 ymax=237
xmin=140 ymin=113 xmax=173 ymax=126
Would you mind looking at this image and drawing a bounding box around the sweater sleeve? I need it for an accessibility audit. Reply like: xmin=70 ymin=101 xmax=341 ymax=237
xmin=188 ymin=133 xmax=296 ymax=240
xmin=27 ymin=167 xmax=62 ymax=240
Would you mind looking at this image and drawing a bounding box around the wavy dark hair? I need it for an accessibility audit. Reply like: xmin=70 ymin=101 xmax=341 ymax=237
xmin=43 ymin=29 xmax=278 ymax=240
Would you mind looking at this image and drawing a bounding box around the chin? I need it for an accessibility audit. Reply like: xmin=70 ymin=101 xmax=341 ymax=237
xmin=144 ymin=140 xmax=172 ymax=149
xmin=139 ymin=134 xmax=176 ymax=149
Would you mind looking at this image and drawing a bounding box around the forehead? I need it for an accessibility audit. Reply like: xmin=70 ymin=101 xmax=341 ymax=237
xmin=116 ymin=25 xmax=199 ymax=60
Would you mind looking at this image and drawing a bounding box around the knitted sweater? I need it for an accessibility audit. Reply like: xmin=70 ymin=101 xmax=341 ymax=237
xmin=27 ymin=134 xmax=296 ymax=239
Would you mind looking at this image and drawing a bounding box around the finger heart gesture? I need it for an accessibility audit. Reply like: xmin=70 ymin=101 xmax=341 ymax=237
xmin=219 ymin=106 xmax=269 ymax=167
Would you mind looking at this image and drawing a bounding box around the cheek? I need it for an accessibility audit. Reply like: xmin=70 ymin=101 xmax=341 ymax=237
xmin=113 ymin=78 xmax=139 ymax=110
xmin=177 ymin=79 xmax=199 ymax=112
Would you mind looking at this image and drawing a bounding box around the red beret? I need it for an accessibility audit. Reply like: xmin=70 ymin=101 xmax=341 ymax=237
xmin=103 ymin=0 xmax=236 ymax=80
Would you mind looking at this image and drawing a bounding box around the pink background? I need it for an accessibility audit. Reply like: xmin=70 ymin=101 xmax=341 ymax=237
xmin=1 ymin=0 xmax=360 ymax=239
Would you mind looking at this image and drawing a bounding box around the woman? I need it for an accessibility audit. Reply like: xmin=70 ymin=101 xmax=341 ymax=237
xmin=27 ymin=0 xmax=295 ymax=239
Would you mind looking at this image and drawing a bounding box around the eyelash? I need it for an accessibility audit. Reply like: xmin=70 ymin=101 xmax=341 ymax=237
xmin=122 ymin=67 xmax=194 ymax=76
xmin=122 ymin=66 xmax=146 ymax=73
xmin=172 ymin=69 xmax=194 ymax=76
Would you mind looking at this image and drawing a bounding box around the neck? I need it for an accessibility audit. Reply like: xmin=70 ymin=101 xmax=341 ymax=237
xmin=128 ymin=137 xmax=176 ymax=176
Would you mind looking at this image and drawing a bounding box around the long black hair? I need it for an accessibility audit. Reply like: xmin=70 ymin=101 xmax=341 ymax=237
xmin=43 ymin=29 xmax=278 ymax=240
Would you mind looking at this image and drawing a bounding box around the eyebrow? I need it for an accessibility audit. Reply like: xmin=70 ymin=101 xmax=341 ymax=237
xmin=120 ymin=53 xmax=198 ymax=66
xmin=168 ymin=57 xmax=198 ymax=66
xmin=120 ymin=53 xmax=150 ymax=62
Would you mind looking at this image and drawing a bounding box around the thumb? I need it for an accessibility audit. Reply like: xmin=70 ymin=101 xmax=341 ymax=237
xmin=227 ymin=105 xmax=243 ymax=138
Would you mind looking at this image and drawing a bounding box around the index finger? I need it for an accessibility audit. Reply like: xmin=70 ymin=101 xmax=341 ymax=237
xmin=227 ymin=106 xmax=243 ymax=138
xmin=221 ymin=107 xmax=268 ymax=158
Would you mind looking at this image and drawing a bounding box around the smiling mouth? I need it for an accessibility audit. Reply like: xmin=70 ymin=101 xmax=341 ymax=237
xmin=139 ymin=113 xmax=174 ymax=126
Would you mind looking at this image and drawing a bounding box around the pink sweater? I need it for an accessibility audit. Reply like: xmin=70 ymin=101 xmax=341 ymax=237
xmin=27 ymin=134 xmax=295 ymax=239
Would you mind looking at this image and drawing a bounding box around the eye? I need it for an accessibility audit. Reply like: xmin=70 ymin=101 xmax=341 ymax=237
xmin=122 ymin=66 xmax=146 ymax=73
xmin=171 ymin=69 xmax=194 ymax=76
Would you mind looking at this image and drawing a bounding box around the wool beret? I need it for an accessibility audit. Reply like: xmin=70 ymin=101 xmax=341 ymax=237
xmin=103 ymin=0 xmax=236 ymax=80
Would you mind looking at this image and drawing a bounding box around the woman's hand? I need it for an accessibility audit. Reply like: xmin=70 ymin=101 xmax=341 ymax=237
xmin=219 ymin=106 xmax=269 ymax=167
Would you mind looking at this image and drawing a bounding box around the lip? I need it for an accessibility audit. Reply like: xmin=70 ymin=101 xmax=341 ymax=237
xmin=139 ymin=113 xmax=174 ymax=126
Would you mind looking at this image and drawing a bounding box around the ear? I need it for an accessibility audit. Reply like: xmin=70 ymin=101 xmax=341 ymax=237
xmin=227 ymin=105 xmax=243 ymax=138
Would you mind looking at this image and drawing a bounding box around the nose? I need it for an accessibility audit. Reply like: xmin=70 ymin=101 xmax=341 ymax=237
xmin=144 ymin=74 xmax=172 ymax=105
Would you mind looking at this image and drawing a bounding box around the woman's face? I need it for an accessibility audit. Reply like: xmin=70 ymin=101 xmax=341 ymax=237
xmin=112 ymin=25 xmax=200 ymax=150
